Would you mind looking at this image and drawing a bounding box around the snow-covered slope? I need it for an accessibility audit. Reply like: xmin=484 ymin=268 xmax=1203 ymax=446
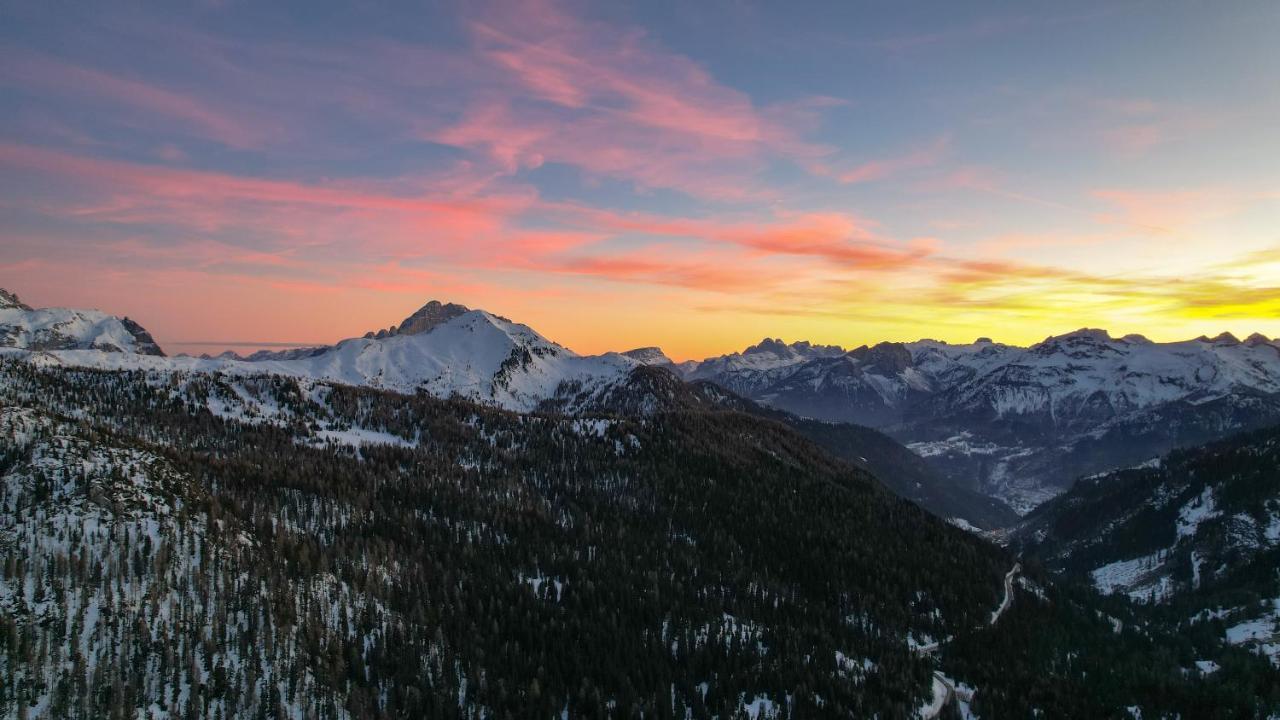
xmin=0 ymin=295 xmax=638 ymax=413
xmin=684 ymin=338 xmax=844 ymax=395
xmin=1012 ymin=425 xmax=1280 ymax=665
xmin=8 ymin=286 xmax=1280 ymax=515
xmin=695 ymin=329 xmax=1280 ymax=432
xmin=0 ymin=288 xmax=164 ymax=355
xmin=258 ymin=308 xmax=638 ymax=411
xmin=689 ymin=329 xmax=1280 ymax=512
xmin=934 ymin=329 xmax=1280 ymax=428
xmin=759 ymin=342 xmax=939 ymax=427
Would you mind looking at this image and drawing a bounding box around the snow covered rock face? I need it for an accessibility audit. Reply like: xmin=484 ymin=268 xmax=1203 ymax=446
xmin=690 ymin=329 xmax=1280 ymax=512
xmin=683 ymin=338 xmax=845 ymax=396
xmin=0 ymin=299 xmax=640 ymax=415
xmin=0 ymin=289 xmax=165 ymax=356
xmin=933 ymin=329 xmax=1280 ymax=430
xmin=389 ymin=298 xmax=471 ymax=336
xmin=0 ymin=288 xmax=31 ymax=310
xmin=621 ymin=346 xmax=675 ymax=367
xmin=6 ymin=287 xmax=1280 ymax=515
xmin=259 ymin=309 xmax=639 ymax=412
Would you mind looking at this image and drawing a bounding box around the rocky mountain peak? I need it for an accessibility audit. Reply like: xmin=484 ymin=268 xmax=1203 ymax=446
xmin=119 ymin=317 xmax=166 ymax=356
xmin=1031 ymin=328 xmax=1116 ymax=357
xmin=397 ymin=300 xmax=471 ymax=335
xmin=744 ymin=338 xmax=792 ymax=356
xmin=0 ymin=288 xmax=32 ymax=311
xmin=847 ymin=341 xmax=913 ymax=374
xmin=357 ymin=300 xmax=472 ymax=340
xmin=622 ymin=347 xmax=673 ymax=365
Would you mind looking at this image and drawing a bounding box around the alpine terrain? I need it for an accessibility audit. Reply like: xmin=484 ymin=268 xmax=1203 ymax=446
xmin=0 ymin=289 xmax=1278 ymax=718
xmin=681 ymin=331 xmax=1280 ymax=513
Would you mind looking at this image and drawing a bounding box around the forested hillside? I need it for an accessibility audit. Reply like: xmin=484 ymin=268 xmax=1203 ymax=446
xmin=1012 ymin=425 xmax=1280 ymax=679
xmin=0 ymin=359 xmax=1276 ymax=718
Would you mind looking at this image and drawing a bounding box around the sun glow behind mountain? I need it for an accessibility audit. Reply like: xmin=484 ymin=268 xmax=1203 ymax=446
xmin=1 ymin=0 xmax=1278 ymax=359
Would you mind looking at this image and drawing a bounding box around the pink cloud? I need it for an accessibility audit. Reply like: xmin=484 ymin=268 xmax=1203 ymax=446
xmin=544 ymin=205 xmax=923 ymax=271
xmin=423 ymin=0 xmax=831 ymax=199
xmin=0 ymin=143 xmax=523 ymax=248
xmin=0 ymin=51 xmax=269 ymax=149
xmin=513 ymin=244 xmax=794 ymax=294
xmin=0 ymin=142 xmax=1089 ymax=306
xmin=2 ymin=2 xmax=840 ymax=202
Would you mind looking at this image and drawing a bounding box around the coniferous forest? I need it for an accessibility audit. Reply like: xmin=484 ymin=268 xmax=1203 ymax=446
xmin=0 ymin=359 xmax=1276 ymax=718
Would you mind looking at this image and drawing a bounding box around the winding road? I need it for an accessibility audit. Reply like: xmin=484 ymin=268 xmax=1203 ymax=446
xmin=989 ymin=563 xmax=1021 ymax=626
xmin=917 ymin=562 xmax=1021 ymax=719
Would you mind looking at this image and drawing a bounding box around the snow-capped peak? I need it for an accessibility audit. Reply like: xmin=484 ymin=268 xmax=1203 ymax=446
xmin=0 ymin=288 xmax=164 ymax=356
xmin=243 ymin=306 xmax=637 ymax=411
xmin=0 ymin=294 xmax=639 ymax=413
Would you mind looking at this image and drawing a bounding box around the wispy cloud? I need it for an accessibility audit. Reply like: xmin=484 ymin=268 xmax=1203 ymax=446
xmin=421 ymin=0 xmax=833 ymax=199
xmin=823 ymin=134 xmax=951 ymax=184
xmin=0 ymin=49 xmax=271 ymax=148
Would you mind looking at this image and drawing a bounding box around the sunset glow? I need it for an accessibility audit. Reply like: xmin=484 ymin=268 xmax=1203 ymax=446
xmin=2 ymin=0 xmax=1278 ymax=359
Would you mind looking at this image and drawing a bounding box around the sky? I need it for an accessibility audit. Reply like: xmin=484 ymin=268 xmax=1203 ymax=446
xmin=1 ymin=0 xmax=1278 ymax=360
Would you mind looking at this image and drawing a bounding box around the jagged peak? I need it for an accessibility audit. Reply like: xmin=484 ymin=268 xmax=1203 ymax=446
xmin=357 ymin=300 xmax=474 ymax=340
xmin=0 ymin=288 xmax=32 ymax=311
xmin=741 ymin=337 xmax=843 ymax=358
xmin=1208 ymin=331 xmax=1240 ymax=345
xmin=1120 ymin=333 xmax=1152 ymax=344
xmin=744 ymin=337 xmax=793 ymax=355
xmin=396 ymin=299 xmax=472 ymax=335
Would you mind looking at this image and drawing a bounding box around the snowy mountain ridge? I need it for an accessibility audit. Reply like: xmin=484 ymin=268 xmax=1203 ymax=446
xmin=683 ymin=338 xmax=845 ymax=397
xmin=681 ymin=328 xmax=1280 ymax=511
xmin=0 ymin=289 xmax=165 ymax=356
xmin=0 ymin=292 xmax=639 ymax=413
xmin=6 ymin=286 xmax=1280 ymax=513
xmin=688 ymin=329 xmax=1280 ymax=428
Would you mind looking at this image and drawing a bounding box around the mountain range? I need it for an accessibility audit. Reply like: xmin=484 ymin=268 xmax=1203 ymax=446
xmin=2 ymin=287 xmax=1279 ymax=716
xmin=679 ymin=330 xmax=1280 ymax=513
xmin=6 ymin=288 xmax=1279 ymax=519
